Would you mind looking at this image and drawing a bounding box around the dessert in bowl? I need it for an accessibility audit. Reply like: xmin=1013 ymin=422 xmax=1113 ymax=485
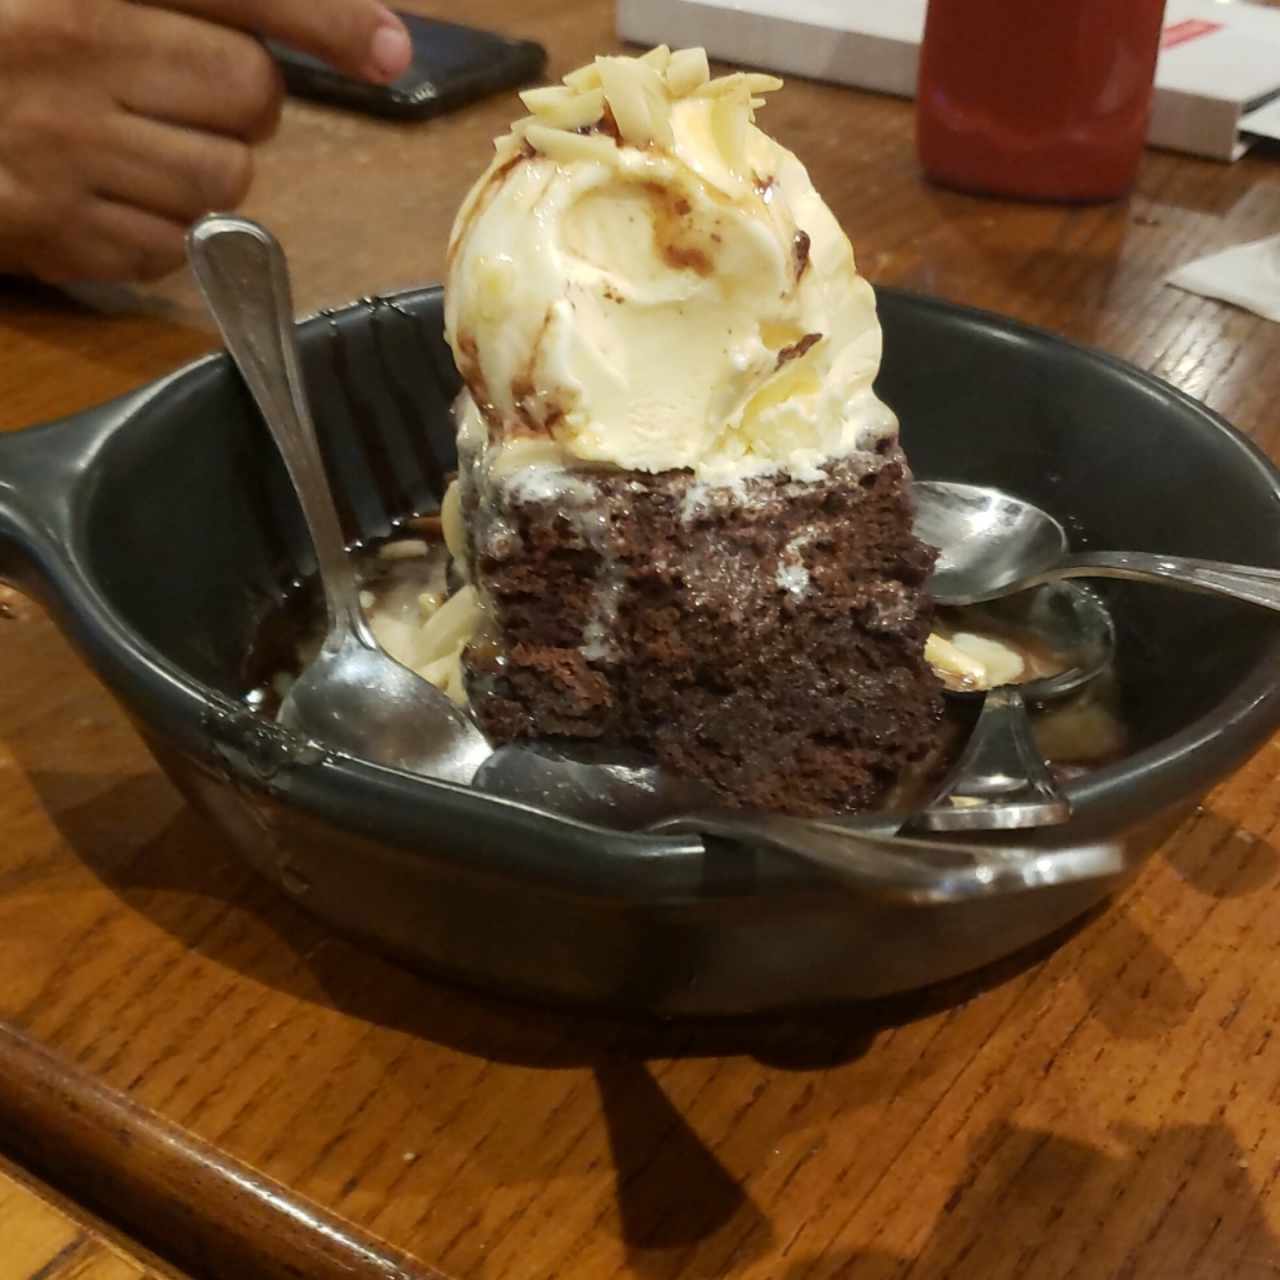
xmin=2 ymin=51 xmax=1280 ymax=1010
xmin=365 ymin=47 xmax=946 ymax=816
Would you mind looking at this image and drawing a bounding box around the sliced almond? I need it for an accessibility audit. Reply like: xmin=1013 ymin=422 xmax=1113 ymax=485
xmin=519 ymin=85 xmax=605 ymax=130
xmin=665 ymin=46 xmax=710 ymax=96
xmin=524 ymin=122 xmax=617 ymax=165
xmin=644 ymin=71 xmax=675 ymax=147
xmin=948 ymin=632 xmax=1025 ymax=687
xmin=519 ymin=84 xmax=571 ymax=113
xmin=597 ymin=56 xmax=652 ymax=145
xmin=925 ymin=633 xmax=987 ymax=689
xmin=639 ymin=44 xmax=672 ymax=72
xmin=440 ymin=478 xmax=468 ymax=572
xmin=492 ymin=131 xmax=523 ymax=162
xmin=417 ymin=585 xmax=483 ymax=658
xmin=598 ymin=56 xmax=674 ymax=148
xmin=694 ymin=71 xmax=748 ymax=99
xmin=377 ymin=538 xmax=429 ymax=560
xmin=696 ymin=70 xmax=784 ymax=99
xmin=417 ymin=647 xmax=468 ymax=704
xmin=418 ymin=652 xmax=455 ymax=685
xmin=710 ymin=84 xmax=752 ymax=180
xmin=563 ymin=61 xmax=604 ymax=91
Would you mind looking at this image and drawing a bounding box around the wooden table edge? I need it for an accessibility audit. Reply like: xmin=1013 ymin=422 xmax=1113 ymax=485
xmin=0 ymin=1022 xmax=450 ymax=1280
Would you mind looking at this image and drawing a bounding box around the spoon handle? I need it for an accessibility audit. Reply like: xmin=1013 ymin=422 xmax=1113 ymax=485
xmin=661 ymin=810 xmax=1123 ymax=904
xmin=1045 ymin=552 xmax=1280 ymax=611
xmin=187 ymin=215 xmax=371 ymax=644
xmin=912 ymin=686 xmax=1071 ymax=831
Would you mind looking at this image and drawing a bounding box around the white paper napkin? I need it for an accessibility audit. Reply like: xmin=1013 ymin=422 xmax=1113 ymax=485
xmin=1167 ymin=233 xmax=1280 ymax=323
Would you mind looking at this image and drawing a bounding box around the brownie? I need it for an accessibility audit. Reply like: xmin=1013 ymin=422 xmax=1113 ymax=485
xmin=459 ymin=440 xmax=944 ymax=816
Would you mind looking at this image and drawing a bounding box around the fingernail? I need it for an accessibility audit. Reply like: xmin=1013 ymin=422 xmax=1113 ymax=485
xmin=368 ymin=15 xmax=412 ymax=83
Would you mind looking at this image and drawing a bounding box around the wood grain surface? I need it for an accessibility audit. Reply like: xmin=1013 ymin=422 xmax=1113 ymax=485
xmin=4 ymin=2 xmax=1280 ymax=1277
xmin=0 ymin=1154 xmax=187 ymax=1280
xmin=0 ymin=1023 xmax=438 ymax=1280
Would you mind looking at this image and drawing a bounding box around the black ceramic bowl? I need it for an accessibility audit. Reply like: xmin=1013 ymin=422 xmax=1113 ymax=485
xmin=3 ymin=288 xmax=1279 ymax=1014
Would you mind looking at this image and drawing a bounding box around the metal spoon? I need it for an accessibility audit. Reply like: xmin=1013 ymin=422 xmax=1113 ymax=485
xmin=473 ymin=741 xmax=906 ymax=835
xmin=188 ymin=214 xmax=491 ymax=785
xmin=648 ymin=810 xmax=1126 ymax=905
xmin=472 ymin=741 xmax=1124 ymax=902
xmin=918 ymin=685 xmax=1068 ymax=829
xmin=916 ymin=480 xmax=1280 ymax=609
xmin=916 ymin=582 xmax=1116 ymax=831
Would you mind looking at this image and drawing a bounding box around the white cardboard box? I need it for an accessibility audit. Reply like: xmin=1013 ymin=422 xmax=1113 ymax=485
xmin=616 ymin=0 xmax=1280 ymax=162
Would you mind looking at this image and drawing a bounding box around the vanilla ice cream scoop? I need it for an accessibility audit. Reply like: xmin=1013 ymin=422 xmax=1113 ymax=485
xmin=444 ymin=46 xmax=895 ymax=486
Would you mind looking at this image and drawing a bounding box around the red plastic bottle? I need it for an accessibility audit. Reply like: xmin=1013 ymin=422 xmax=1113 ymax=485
xmin=916 ymin=0 xmax=1168 ymax=202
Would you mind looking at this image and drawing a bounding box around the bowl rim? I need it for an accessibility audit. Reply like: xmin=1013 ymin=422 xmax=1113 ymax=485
xmin=880 ymin=289 xmax=1280 ymax=831
xmin=8 ymin=283 xmax=1280 ymax=900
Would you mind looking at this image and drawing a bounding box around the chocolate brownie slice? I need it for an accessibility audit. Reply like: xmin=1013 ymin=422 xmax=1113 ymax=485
xmin=460 ymin=441 xmax=943 ymax=816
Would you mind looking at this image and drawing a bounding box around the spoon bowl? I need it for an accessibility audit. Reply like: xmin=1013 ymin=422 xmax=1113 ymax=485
xmin=917 ymin=480 xmax=1280 ymax=611
xmin=278 ymin=630 xmax=489 ymax=781
xmin=937 ymin=580 xmax=1117 ymax=705
xmin=916 ymin=480 xmax=1068 ymax=604
xmin=472 ymin=740 xmax=715 ymax=830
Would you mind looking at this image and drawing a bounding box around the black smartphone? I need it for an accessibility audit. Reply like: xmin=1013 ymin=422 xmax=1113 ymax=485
xmin=268 ymin=13 xmax=546 ymax=120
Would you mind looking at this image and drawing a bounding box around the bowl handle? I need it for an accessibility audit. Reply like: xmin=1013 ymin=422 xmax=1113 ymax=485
xmin=0 ymin=395 xmax=137 ymax=599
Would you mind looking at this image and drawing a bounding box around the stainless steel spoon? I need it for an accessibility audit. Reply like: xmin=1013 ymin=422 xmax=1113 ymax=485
xmin=188 ymin=214 xmax=490 ymax=785
xmin=916 ymin=480 xmax=1280 ymax=609
xmin=921 ymin=686 xmax=1066 ymax=828
xmin=916 ymin=581 xmax=1116 ymax=832
xmin=472 ymin=740 xmax=909 ymax=835
xmin=472 ymin=741 xmax=1125 ymax=903
xmin=648 ymin=810 xmax=1126 ymax=905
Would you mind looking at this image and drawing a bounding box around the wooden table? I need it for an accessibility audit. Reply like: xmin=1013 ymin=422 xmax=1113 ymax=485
xmin=0 ymin=1156 xmax=188 ymax=1280
xmin=4 ymin=3 xmax=1280 ymax=1276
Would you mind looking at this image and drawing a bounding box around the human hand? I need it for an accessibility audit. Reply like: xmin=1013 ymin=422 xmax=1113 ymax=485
xmin=0 ymin=0 xmax=411 ymax=283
